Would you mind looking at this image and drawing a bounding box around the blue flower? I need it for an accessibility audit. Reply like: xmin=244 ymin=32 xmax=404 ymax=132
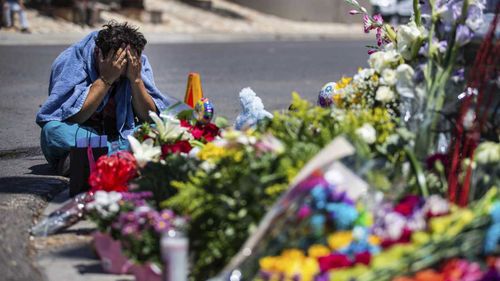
xmin=310 ymin=214 xmax=326 ymax=234
xmin=326 ymin=203 xmax=359 ymax=230
xmin=490 ymin=202 xmax=500 ymax=224
xmin=484 ymin=223 xmax=500 ymax=254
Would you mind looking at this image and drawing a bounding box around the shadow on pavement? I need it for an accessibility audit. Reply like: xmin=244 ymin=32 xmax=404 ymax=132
xmin=28 ymin=163 xmax=56 ymax=176
xmin=0 ymin=176 xmax=67 ymax=199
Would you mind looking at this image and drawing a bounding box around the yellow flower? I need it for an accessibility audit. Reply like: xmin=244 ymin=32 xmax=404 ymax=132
xmin=371 ymin=244 xmax=415 ymax=270
xmin=429 ymin=215 xmax=452 ymax=235
xmin=335 ymin=77 xmax=353 ymax=90
xmin=411 ymin=231 xmax=430 ymax=245
xmin=282 ymin=249 xmax=305 ymax=260
xmin=198 ymin=143 xmax=225 ymax=161
xmin=308 ymin=244 xmax=331 ymax=259
xmin=368 ymin=235 xmax=381 ymax=246
xmin=332 ymin=93 xmax=344 ymax=107
xmin=328 ymin=265 xmax=369 ymax=281
xmin=301 ymin=257 xmax=320 ymax=281
xmin=259 ymin=256 xmax=278 ymax=271
xmin=445 ymin=209 xmax=474 ymax=237
xmin=328 ymin=231 xmax=353 ymax=250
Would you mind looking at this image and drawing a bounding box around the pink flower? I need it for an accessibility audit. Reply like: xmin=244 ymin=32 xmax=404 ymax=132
xmin=363 ymin=14 xmax=372 ymax=33
xmin=297 ymin=205 xmax=312 ymax=220
xmin=350 ymin=9 xmax=362 ymax=15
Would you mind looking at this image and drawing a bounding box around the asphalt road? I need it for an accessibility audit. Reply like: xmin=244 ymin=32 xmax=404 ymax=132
xmin=0 ymin=39 xmax=371 ymax=152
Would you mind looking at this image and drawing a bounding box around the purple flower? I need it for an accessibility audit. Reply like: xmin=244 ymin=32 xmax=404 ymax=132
xmin=439 ymin=0 xmax=463 ymax=31
xmin=466 ymin=4 xmax=484 ymax=31
xmin=451 ymin=68 xmax=465 ymax=82
xmin=456 ymin=24 xmax=473 ymax=46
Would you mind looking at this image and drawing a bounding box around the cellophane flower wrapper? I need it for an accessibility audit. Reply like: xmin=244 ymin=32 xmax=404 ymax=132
xmin=31 ymin=192 xmax=93 ymax=237
xmin=213 ymin=134 xmax=500 ymax=281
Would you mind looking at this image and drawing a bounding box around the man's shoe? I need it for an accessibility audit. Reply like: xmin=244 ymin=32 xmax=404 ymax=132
xmin=56 ymin=155 xmax=71 ymax=177
xmin=20 ymin=28 xmax=31 ymax=34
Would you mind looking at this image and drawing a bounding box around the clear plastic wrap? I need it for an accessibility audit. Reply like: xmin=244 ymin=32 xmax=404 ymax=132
xmin=31 ymin=192 xmax=93 ymax=237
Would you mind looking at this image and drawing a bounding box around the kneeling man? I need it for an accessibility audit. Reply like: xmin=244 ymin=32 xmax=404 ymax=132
xmin=36 ymin=21 xmax=184 ymax=175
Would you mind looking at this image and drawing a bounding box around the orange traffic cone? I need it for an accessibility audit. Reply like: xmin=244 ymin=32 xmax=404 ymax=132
xmin=184 ymin=72 xmax=204 ymax=108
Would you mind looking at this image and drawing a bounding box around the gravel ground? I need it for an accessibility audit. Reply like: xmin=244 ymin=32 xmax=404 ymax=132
xmin=0 ymin=153 xmax=68 ymax=281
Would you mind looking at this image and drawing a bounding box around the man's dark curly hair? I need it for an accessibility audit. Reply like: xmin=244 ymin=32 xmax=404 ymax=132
xmin=95 ymin=21 xmax=147 ymax=57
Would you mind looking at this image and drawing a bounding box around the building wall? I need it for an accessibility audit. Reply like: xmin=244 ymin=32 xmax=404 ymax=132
xmin=229 ymin=0 xmax=373 ymax=23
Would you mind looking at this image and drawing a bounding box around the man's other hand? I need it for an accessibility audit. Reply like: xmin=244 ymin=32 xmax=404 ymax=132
xmin=97 ymin=44 xmax=127 ymax=84
xmin=126 ymin=46 xmax=142 ymax=83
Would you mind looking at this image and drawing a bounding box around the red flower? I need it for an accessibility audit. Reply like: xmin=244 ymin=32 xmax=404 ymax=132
xmin=191 ymin=126 xmax=204 ymax=139
xmin=88 ymin=152 xmax=138 ymax=192
xmin=161 ymin=140 xmax=193 ymax=156
xmin=202 ymin=123 xmax=219 ymax=142
xmin=354 ymin=251 xmax=371 ymax=265
xmin=318 ymin=253 xmax=352 ymax=272
xmin=179 ymin=119 xmax=191 ymax=128
xmin=394 ymin=195 xmax=422 ymax=217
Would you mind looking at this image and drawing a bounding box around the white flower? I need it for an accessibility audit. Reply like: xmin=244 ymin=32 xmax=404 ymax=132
xmin=384 ymin=212 xmax=406 ymax=240
xmin=397 ymin=21 xmax=423 ymax=60
xmin=423 ymin=195 xmax=449 ymax=216
xmin=395 ymin=64 xmax=415 ymax=98
xmin=356 ymin=123 xmax=377 ymax=144
xmin=87 ymin=191 xmax=122 ymax=219
xmin=368 ymin=50 xmax=401 ymax=72
xmin=475 ymin=141 xmax=500 ymax=164
xmin=354 ymin=68 xmax=376 ymax=81
xmin=128 ymin=136 xmax=161 ymax=167
xmin=407 ymin=211 xmax=426 ymax=231
xmin=151 ymin=111 xmax=190 ymax=142
xmin=375 ymin=86 xmax=395 ymax=102
xmin=462 ymin=109 xmax=476 ymax=130
xmin=381 ymin=69 xmax=397 ymax=86
xmin=200 ymin=161 xmax=216 ymax=172
xmin=188 ymin=146 xmax=201 ymax=158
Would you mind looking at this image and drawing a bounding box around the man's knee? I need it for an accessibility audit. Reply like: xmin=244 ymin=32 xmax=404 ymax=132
xmin=41 ymin=120 xmax=78 ymax=149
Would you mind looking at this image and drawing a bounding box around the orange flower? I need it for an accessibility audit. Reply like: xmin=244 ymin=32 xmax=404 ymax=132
xmin=414 ymin=270 xmax=444 ymax=281
xmin=392 ymin=277 xmax=415 ymax=281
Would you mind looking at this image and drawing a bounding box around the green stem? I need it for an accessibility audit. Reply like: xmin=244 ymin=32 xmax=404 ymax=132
xmin=413 ymin=0 xmax=422 ymax=26
xmin=405 ymin=147 xmax=429 ymax=197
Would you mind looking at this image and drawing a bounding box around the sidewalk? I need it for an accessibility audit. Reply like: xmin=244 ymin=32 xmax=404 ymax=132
xmin=0 ymin=0 xmax=370 ymax=45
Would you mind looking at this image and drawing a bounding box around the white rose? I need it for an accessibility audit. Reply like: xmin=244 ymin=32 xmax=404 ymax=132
xmin=375 ymin=86 xmax=395 ymax=102
xmin=368 ymin=51 xmax=385 ymax=71
xmin=354 ymin=68 xmax=375 ymax=82
xmin=397 ymin=21 xmax=423 ymax=60
xmin=381 ymin=69 xmax=397 ymax=86
xmin=395 ymin=64 xmax=415 ymax=98
xmin=368 ymin=50 xmax=401 ymax=72
xmin=356 ymin=123 xmax=377 ymax=144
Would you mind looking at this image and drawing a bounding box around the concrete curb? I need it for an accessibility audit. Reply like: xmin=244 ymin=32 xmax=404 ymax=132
xmin=0 ymin=31 xmax=371 ymax=46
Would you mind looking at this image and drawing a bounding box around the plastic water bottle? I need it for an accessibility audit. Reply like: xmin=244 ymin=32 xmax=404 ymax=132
xmin=161 ymin=229 xmax=189 ymax=281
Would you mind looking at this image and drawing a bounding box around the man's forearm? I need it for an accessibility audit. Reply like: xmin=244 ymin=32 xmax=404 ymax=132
xmin=130 ymin=79 xmax=157 ymax=122
xmin=67 ymin=79 xmax=110 ymax=123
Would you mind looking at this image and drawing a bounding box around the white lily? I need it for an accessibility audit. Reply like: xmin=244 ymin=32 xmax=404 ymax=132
xmin=149 ymin=111 xmax=190 ymax=142
xmin=128 ymin=135 xmax=161 ymax=167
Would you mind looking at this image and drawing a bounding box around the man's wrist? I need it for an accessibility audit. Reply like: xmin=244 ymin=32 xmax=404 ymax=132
xmin=100 ymin=75 xmax=114 ymax=87
xmin=131 ymin=77 xmax=143 ymax=85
